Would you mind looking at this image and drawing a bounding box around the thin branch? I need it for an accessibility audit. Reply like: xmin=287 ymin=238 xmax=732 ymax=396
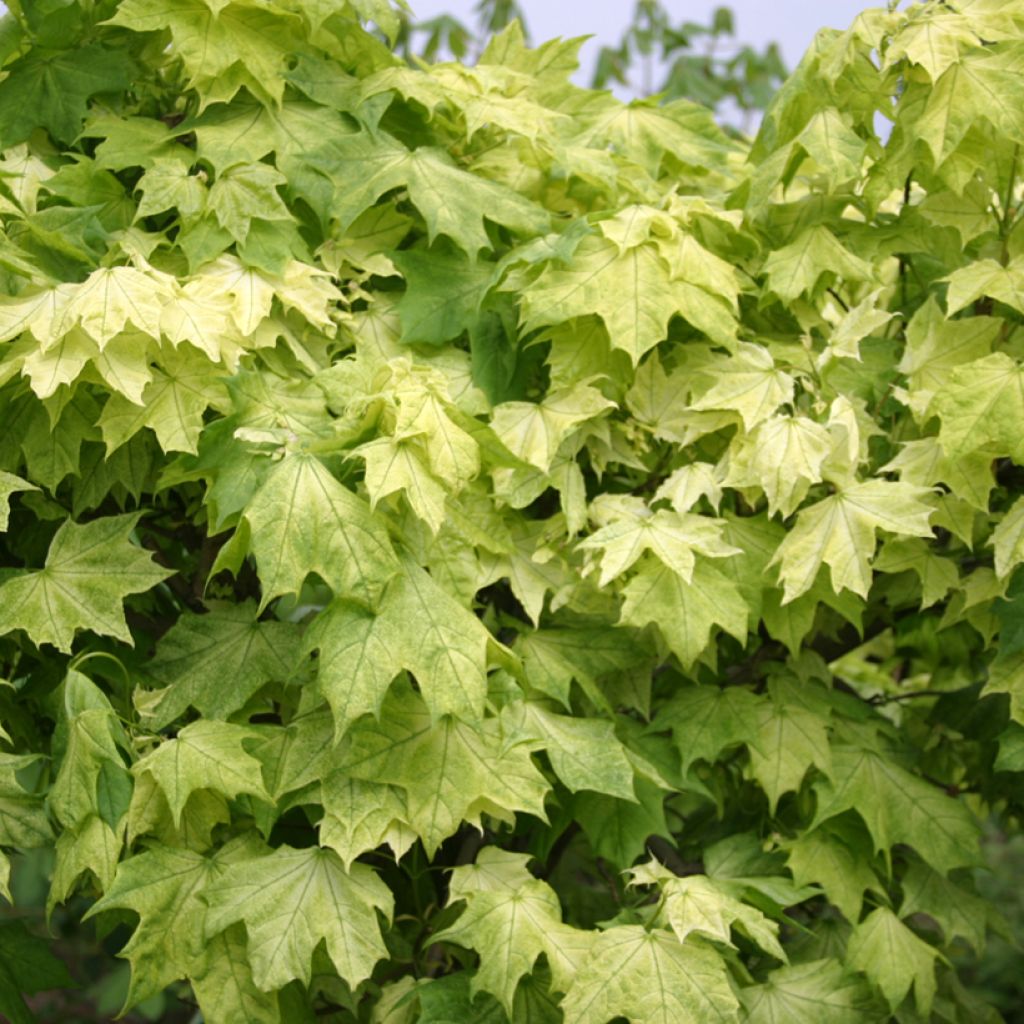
xmin=866 ymin=689 xmax=947 ymax=705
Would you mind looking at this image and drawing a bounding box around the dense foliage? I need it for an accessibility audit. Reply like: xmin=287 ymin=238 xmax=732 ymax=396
xmin=0 ymin=0 xmax=1023 ymax=1020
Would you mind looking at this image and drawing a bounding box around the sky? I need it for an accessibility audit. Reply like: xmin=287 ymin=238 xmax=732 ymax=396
xmin=406 ymin=0 xmax=877 ymax=76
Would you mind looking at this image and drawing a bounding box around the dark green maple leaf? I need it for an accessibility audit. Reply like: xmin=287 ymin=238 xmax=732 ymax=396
xmin=812 ymin=745 xmax=980 ymax=873
xmin=0 ymin=45 xmax=135 ymax=148
xmin=392 ymin=244 xmax=496 ymax=346
xmin=0 ymin=922 xmax=74 ymax=1024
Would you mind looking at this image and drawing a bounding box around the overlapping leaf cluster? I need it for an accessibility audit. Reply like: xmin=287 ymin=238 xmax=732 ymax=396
xmin=0 ymin=0 xmax=1022 ymax=1019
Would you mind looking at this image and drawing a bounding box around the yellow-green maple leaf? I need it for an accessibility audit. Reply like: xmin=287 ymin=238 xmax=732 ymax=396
xmin=491 ymin=382 xmax=614 ymax=473
xmin=519 ymin=234 xmax=736 ymax=362
xmin=435 ymin=850 xmax=592 ymax=1014
xmin=724 ymin=414 xmax=832 ymax=518
xmin=306 ymin=556 xmax=492 ymax=731
xmin=691 ymin=345 xmax=795 ymax=431
xmin=619 ymin=558 xmax=749 ymax=667
xmin=133 ymin=721 xmax=270 ymax=825
xmin=0 ymin=514 xmax=171 ymax=652
xmin=771 ymin=480 xmax=934 ymax=603
xmin=202 ymin=844 xmax=393 ymax=991
xmin=846 ymin=908 xmax=940 ymax=1016
xmin=560 ymin=925 xmax=739 ymax=1024
xmin=241 ymin=451 xmax=399 ymax=610
xmin=329 ymin=684 xmax=549 ymax=855
xmin=578 ymin=508 xmax=739 ymax=586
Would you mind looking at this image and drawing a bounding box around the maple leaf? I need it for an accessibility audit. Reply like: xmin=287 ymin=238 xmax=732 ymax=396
xmin=0 ymin=754 xmax=53 ymax=852
xmin=135 ymin=158 xmax=207 ymax=220
xmin=739 ymin=958 xmax=884 ymax=1023
xmin=619 ymin=558 xmax=749 ymax=668
xmin=185 ymin=255 xmax=275 ymax=336
xmin=945 ymin=257 xmax=1024 ymax=317
xmin=579 ymin=507 xmax=739 ymax=587
xmin=356 ymin=435 xmax=449 ymax=533
xmin=208 ymin=163 xmax=293 ymax=243
xmin=140 ymin=602 xmax=304 ymax=729
xmin=690 ymin=345 xmax=795 ymax=431
xmin=320 ymin=129 xmax=549 ymax=254
xmin=65 ymin=264 xmax=168 ymax=345
xmin=202 ymin=844 xmax=393 ymax=991
xmin=516 ymin=626 xmax=651 ymax=707
xmin=0 ymin=472 xmax=37 ymax=531
xmin=86 ymin=840 xmax=257 ymax=1008
xmin=125 ymin=771 xmax=231 ymax=854
xmin=632 ymin=861 xmax=784 ymax=960
xmin=392 ymin=244 xmax=495 ymax=345
xmin=748 ymin=680 xmax=833 ymax=813
xmin=99 ymin=345 xmax=228 ymax=455
xmin=724 ymin=415 xmax=832 ymax=518
xmin=329 ymin=684 xmax=549 ymax=854
xmin=770 ymin=480 xmax=935 ymax=603
xmin=241 ymin=452 xmax=399 ymax=609
xmin=886 ymin=9 xmax=981 ymax=81
xmin=581 ymin=96 xmax=739 ymax=175
xmin=190 ymin=926 xmax=280 ymax=1024
xmin=874 ymin=537 xmax=959 ymax=608
xmin=812 ymin=745 xmax=980 ymax=873
xmin=574 ymin=778 xmax=674 ymax=869
xmin=0 ymin=45 xmax=135 ymax=148
xmin=655 ymin=684 xmax=764 ymax=772
xmin=518 ymin=234 xmax=736 ymax=362
xmin=0 ymin=287 xmax=73 ymax=346
xmin=133 ymin=721 xmax=271 ymax=826
xmin=901 ymin=861 xmax=991 ymax=954
xmin=490 ymin=382 xmax=614 ymax=473
xmin=992 ymin=497 xmax=1024 ymax=581
xmin=931 ymin=353 xmax=1024 ymax=462
xmin=505 ymin=702 xmax=637 ymax=800
xmin=319 ymin=775 xmax=412 ymax=869
xmin=654 ymin=462 xmax=723 ymax=513
xmin=400 ymin=973 xmax=515 ymax=1023
xmin=80 ymin=114 xmax=185 ymax=170
xmin=846 ymin=907 xmax=941 ymax=1016
xmin=762 ymin=226 xmax=874 ymax=302
xmin=306 ymin=555 xmax=492 ymax=731
xmin=882 ymin=435 xmax=993 ymax=511
xmin=784 ymin=824 xmax=881 ymax=922
xmin=435 ymin=850 xmax=592 ymax=1012
xmin=49 ymin=670 xmax=133 ymax=832
xmin=49 ymin=814 xmax=122 ymax=911
xmin=917 ymin=47 xmax=1024 ymax=165
xmin=0 ymin=513 xmax=171 ymax=652
xmin=106 ymin=0 xmax=301 ymax=106
xmin=560 ymin=925 xmax=740 ymax=1024
xmin=392 ymin=378 xmax=480 ymax=486
xmin=17 ymin=329 xmax=95 ymax=401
